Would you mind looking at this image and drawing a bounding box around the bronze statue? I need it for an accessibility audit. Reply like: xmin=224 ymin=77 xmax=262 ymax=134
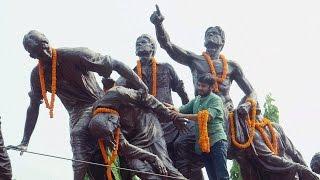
xmin=17 ymin=30 xmax=148 ymax=180
xmin=150 ymin=5 xmax=256 ymax=115
xmin=0 ymin=120 xmax=12 ymax=180
xmin=150 ymin=5 xmax=257 ymax=178
xmin=229 ymin=105 xmax=319 ymax=180
xmin=90 ymin=85 xmax=188 ymax=179
xmin=311 ymin=153 xmax=320 ymax=175
xmin=116 ymin=34 xmax=192 ymax=168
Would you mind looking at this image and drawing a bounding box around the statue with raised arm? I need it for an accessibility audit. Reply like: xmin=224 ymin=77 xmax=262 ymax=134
xmin=150 ymin=6 xmax=257 ymax=172
xmin=150 ymin=5 xmax=256 ymax=114
xmin=90 ymin=85 xmax=188 ymax=180
xmin=116 ymin=34 xmax=191 ymax=166
xmin=17 ymin=30 xmax=148 ymax=180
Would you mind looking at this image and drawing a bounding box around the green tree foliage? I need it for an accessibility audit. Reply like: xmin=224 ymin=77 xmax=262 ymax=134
xmin=230 ymin=93 xmax=279 ymax=180
xmin=263 ymin=93 xmax=279 ymax=124
xmin=230 ymin=160 xmax=242 ymax=180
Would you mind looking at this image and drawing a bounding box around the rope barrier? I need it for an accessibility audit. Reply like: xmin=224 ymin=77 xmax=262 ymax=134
xmin=2 ymin=145 xmax=179 ymax=179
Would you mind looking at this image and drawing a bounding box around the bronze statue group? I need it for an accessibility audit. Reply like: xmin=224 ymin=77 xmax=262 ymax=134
xmin=1 ymin=5 xmax=320 ymax=180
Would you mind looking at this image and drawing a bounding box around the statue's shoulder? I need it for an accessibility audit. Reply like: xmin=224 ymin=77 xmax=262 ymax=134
xmin=57 ymin=47 xmax=97 ymax=58
xmin=30 ymin=66 xmax=39 ymax=77
xmin=158 ymin=62 xmax=173 ymax=69
xmin=193 ymin=53 xmax=205 ymax=61
xmin=227 ymin=59 xmax=244 ymax=72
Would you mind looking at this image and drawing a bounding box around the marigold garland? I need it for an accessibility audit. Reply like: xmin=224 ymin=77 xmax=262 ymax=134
xmin=202 ymin=52 xmax=228 ymax=93
xmin=228 ymin=99 xmax=278 ymax=155
xmin=93 ymin=107 xmax=120 ymax=117
xmin=94 ymin=107 xmax=120 ymax=180
xmin=136 ymin=57 xmax=157 ymax=96
xmin=38 ymin=48 xmax=57 ymax=118
xmin=198 ymin=110 xmax=210 ymax=153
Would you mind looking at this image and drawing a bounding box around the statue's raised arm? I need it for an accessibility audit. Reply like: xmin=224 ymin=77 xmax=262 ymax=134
xmin=150 ymin=5 xmax=197 ymax=66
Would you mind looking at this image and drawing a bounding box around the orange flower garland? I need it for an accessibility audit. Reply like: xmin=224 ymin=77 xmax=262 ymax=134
xmin=198 ymin=110 xmax=210 ymax=153
xmin=202 ymin=52 xmax=228 ymax=93
xmin=38 ymin=48 xmax=57 ymax=118
xmin=93 ymin=108 xmax=120 ymax=117
xmin=93 ymin=108 xmax=120 ymax=180
xmin=228 ymin=99 xmax=279 ymax=155
xmin=136 ymin=57 xmax=157 ymax=96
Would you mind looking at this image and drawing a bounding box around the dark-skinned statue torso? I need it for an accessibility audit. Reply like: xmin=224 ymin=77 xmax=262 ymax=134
xmin=116 ymin=34 xmax=191 ymax=167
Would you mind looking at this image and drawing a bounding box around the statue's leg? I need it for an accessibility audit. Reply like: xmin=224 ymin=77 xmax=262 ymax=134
xmin=174 ymin=122 xmax=204 ymax=180
xmin=127 ymin=158 xmax=161 ymax=180
xmin=161 ymin=122 xmax=179 ymax=164
xmin=69 ymin=106 xmax=102 ymax=180
xmin=152 ymin=139 xmax=188 ymax=180
xmin=0 ymin=121 xmax=12 ymax=180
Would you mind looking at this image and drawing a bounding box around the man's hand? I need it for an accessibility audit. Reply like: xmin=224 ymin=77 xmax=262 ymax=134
xmin=169 ymin=110 xmax=181 ymax=121
xmin=150 ymin=5 xmax=165 ymax=25
xmin=150 ymin=156 xmax=168 ymax=175
xmin=173 ymin=117 xmax=189 ymax=133
xmin=7 ymin=144 xmax=28 ymax=156
xmin=163 ymin=102 xmax=178 ymax=112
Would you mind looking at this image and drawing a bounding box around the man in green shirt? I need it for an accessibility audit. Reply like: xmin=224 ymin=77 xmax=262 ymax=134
xmin=167 ymin=73 xmax=229 ymax=180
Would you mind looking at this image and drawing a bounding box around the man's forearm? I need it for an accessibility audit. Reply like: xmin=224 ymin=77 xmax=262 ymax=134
xmin=21 ymin=103 xmax=40 ymax=145
xmin=180 ymin=113 xmax=198 ymax=122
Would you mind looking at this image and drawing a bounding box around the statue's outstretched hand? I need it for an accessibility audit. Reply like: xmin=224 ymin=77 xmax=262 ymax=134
xmin=7 ymin=143 xmax=28 ymax=156
xmin=150 ymin=4 xmax=165 ymax=25
xmin=150 ymin=156 xmax=168 ymax=175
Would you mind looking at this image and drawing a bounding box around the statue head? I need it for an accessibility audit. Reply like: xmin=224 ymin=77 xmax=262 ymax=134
xmin=89 ymin=112 xmax=120 ymax=149
xmin=197 ymin=73 xmax=215 ymax=97
xmin=135 ymin=34 xmax=156 ymax=58
xmin=311 ymin=152 xmax=320 ymax=174
xmin=204 ymin=26 xmax=225 ymax=51
xmin=23 ymin=30 xmax=52 ymax=62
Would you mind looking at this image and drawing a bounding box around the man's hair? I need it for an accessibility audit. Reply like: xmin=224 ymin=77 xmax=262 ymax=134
xmin=198 ymin=73 xmax=215 ymax=86
xmin=23 ymin=30 xmax=49 ymax=51
xmin=136 ymin=34 xmax=157 ymax=56
xmin=102 ymin=78 xmax=115 ymax=91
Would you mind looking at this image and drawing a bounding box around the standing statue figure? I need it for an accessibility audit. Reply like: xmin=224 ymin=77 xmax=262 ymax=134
xmin=90 ymin=85 xmax=188 ymax=180
xmin=16 ymin=30 xmax=148 ymax=180
xmin=229 ymin=103 xmax=319 ymax=180
xmin=0 ymin=119 xmax=12 ymax=180
xmin=150 ymin=5 xmax=257 ymax=178
xmin=116 ymin=34 xmax=190 ymax=165
xmin=150 ymin=5 xmax=256 ymax=115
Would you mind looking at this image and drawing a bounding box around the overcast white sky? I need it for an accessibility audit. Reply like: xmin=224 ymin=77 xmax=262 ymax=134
xmin=1 ymin=0 xmax=320 ymax=179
